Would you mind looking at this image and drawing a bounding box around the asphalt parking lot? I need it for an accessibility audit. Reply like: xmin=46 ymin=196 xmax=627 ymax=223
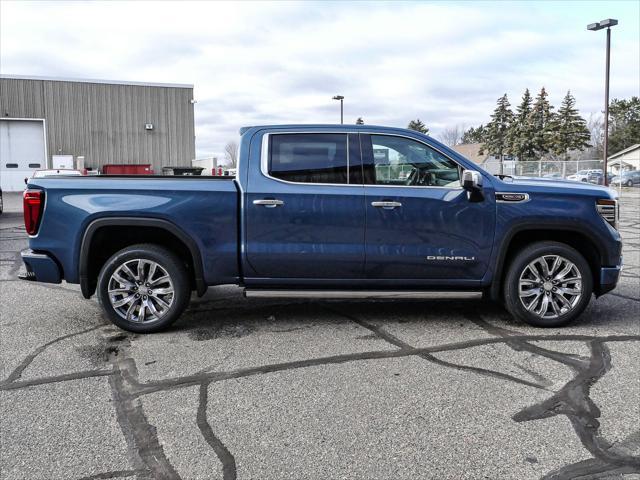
xmin=1 ymin=189 xmax=638 ymax=480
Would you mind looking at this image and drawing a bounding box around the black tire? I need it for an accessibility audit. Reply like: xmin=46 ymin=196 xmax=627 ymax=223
xmin=97 ymin=243 xmax=190 ymax=333
xmin=627 ymin=180 xmax=633 ymax=187
xmin=503 ymin=241 xmax=593 ymax=328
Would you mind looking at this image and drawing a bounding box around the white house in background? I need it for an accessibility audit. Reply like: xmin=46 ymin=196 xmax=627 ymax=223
xmin=452 ymin=143 xmax=513 ymax=174
xmin=452 ymin=143 xmax=490 ymax=166
xmin=608 ymin=144 xmax=640 ymax=173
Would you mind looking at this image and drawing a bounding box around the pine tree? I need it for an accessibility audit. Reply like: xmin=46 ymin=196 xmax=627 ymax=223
xmin=608 ymin=96 xmax=640 ymax=154
xmin=507 ymin=88 xmax=537 ymax=160
xmin=407 ymin=119 xmax=429 ymax=134
xmin=480 ymin=94 xmax=514 ymax=168
xmin=549 ymin=91 xmax=591 ymax=159
xmin=355 ymin=117 xmax=365 ymax=125
xmin=529 ymin=87 xmax=554 ymax=157
xmin=461 ymin=125 xmax=486 ymax=144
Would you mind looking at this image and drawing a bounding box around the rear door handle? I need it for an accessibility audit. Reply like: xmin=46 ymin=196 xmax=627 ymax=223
xmin=371 ymin=201 xmax=402 ymax=209
xmin=253 ymin=199 xmax=284 ymax=208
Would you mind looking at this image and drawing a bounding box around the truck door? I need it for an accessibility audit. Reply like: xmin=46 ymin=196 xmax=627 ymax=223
xmin=361 ymin=133 xmax=495 ymax=280
xmin=245 ymin=132 xmax=365 ymax=279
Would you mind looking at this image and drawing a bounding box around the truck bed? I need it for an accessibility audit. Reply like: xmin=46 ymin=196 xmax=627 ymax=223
xmin=27 ymin=175 xmax=240 ymax=287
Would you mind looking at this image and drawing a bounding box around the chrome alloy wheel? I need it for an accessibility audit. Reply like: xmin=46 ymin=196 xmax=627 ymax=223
xmin=108 ymin=259 xmax=175 ymax=323
xmin=518 ymin=255 xmax=583 ymax=319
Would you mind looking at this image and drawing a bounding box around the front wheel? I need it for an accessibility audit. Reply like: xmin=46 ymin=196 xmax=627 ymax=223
xmin=627 ymin=180 xmax=633 ymax=187
xmin=97 ymin=244 xmax=191 ymax=333
xmin=503 ymin=242 xmax=593 ymax=327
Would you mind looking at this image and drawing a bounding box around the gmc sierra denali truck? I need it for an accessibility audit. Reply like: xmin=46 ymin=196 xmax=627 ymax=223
xmin=20 ymin=125 xmax=622 ymax=332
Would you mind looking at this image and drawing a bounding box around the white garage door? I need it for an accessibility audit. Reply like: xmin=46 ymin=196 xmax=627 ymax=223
xmin=0 ymin=120 xmax=46 ymax=191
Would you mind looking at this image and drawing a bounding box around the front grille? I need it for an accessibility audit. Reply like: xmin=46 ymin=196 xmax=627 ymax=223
xmin=596 ymin=200 xmax=618 ymax=229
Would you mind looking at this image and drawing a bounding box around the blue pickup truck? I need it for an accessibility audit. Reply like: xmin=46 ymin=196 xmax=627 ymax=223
xmin=21 ymin=125 xmax=622 ymax=332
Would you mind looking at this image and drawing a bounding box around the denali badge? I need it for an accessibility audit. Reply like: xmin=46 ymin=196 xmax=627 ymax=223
xmin=426 ymin=256 xmax=476 ymax=261
xmin=496 ymin=192 xmax=530 ymax=203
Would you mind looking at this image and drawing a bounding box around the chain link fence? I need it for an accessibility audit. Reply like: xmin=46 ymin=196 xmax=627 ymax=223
xmin=481 ymin=159 xmax=605 ymax=178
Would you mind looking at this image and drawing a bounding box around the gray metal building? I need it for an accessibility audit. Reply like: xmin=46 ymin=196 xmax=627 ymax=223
xmin=0 ymin=75 xmax=195 ymax=190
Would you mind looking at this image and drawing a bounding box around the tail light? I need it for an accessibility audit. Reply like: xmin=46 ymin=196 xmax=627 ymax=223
xmin=23 ymin=189 xmax=44 ymax=235
xmin=596 ymin=198 xmax=618 ymax=230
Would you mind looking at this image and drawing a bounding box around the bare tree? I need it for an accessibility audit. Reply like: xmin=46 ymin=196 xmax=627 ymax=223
xmin=438 ymin=125 xmax=464 ymax=147
xmin=224 ymin=141 xmax=239 ymax=168
xmin=587 ymin=113 xmax=604 ymax=158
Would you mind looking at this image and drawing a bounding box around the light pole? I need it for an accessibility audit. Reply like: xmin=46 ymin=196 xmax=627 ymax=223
xmin=588 ymin=18 xmax=618 ymax=186
xmin=332 ymin=95 xmax=344 ymax=124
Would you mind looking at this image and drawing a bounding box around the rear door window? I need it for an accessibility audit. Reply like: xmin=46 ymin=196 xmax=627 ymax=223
xmin=269 ymin=134 xmax=349 ymax=184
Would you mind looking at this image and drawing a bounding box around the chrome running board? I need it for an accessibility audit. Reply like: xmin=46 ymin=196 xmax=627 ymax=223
xmin=243 ymin=290 xmax=483 ymax=299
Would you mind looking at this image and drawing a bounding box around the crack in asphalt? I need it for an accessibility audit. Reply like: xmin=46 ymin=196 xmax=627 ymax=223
xmin=91 ymin=333 xmax=636 ymax=399
xmin=110 ymin=326 xmax=640 ymax=480
xmin=2 ymin=312 xmax=639 ymax=479
xmin=326 ymin=307 xmax=640 ymax=479
xmin=469 ymin=317 xmax=640 ymax=475
xmin=77 ymin=469 xmax=147 ymax=480
xmin=541 ymin=431 xmax=640 ymax=479
xmin=196 ymin=382 xmax=237 ymax=480
xmin=0 ymin=368 xmax=113 ymax=391
xmin=106 ymin=338 xmax=180 ymax=480
xmin=328 ymin=306 xmax=551 ymax=391
xmin=1 ymin=325 xmax=103 ymax=385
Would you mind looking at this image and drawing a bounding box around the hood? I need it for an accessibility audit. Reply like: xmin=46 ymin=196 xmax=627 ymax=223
xmin=495 ymin=176 xmax=616 ymax=197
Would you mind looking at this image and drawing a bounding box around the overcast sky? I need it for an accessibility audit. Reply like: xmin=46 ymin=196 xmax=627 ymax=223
xmin=2 ymin=1 xmax=639 ymax=160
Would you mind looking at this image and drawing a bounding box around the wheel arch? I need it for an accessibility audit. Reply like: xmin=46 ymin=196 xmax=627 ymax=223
xmin=79 ymin=217 xmax=207 ymax=299
xmin=490 ymin=226 xmax=606 ymax=301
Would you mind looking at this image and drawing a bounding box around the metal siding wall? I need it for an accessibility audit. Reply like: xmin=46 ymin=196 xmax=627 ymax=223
xmin=0 ymin=79 xmax=46 ymax=118
xmin=43 ymin=81 xmax=92 ymax=162
xmin=0 ymin=78 xmax=194 ymax=172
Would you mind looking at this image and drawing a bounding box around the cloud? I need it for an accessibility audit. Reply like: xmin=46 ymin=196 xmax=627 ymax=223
xmin=1 ymin=0 xmax=638 ymax=158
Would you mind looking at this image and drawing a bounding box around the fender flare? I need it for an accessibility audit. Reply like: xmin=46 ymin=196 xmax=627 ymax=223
xmin=79 ymin=217 xmax=207 ymax=299
xmin=489 ymin=223 xmax=608 ymax=301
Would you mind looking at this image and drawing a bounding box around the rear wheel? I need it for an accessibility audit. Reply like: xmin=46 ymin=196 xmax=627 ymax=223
xmin=504 ymin=241 xmax=592 ymax=327
xmin=627 ymin=180 xmax=633 ymax=187
xmin=97 ymin=244 xmax=190 ymax=333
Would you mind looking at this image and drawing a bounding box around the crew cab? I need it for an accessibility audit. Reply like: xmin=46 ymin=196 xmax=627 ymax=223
xmin=21 ymin=125 xmax=622 ymax=332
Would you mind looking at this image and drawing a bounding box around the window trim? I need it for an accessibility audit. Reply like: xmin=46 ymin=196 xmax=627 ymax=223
xmin=260 ymin=132 xmax=359 ymax=187
xmin=259 ymin=131 xmax=467 ymax=189
xmin=362 ymin=133 xmax=464 ymax=190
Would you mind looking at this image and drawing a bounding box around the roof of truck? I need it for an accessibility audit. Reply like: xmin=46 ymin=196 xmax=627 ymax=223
xmin=239 ymin=124 xmax=419 ymax=135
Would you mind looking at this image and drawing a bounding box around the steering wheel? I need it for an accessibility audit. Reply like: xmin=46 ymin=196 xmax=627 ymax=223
xmin=405 ymin=168 xmax=418 ymax=185
xmin=405 ymin=168 xmax=433 ymax=186
xmin=415 ymin=170 xmax=432 ymax=186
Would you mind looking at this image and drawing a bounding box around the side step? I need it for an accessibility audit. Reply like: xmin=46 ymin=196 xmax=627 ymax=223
xmin=243 ymin=290 xmax=483 ymax=299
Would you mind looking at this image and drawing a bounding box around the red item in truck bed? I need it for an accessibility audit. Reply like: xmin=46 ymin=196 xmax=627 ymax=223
xmin=102 ymin=164 xmax=154 ymax=175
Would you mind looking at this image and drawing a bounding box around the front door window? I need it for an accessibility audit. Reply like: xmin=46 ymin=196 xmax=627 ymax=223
xmin=364 ymin=135 xmax=461 ymax=188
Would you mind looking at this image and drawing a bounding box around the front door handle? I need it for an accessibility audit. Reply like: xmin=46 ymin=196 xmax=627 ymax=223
xmin=253 ymin=199 xmax=284 ymax=208
xmin=371 ymin=201 xmax=402 ymax=209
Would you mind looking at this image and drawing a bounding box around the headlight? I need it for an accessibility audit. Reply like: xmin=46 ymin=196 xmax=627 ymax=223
xmin=596 ymin=198 xmax=618 ymax=229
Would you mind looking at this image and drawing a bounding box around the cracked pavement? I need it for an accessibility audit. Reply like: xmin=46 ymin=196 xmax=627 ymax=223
xmin=1 ymin=190 xmax=639 ymax=480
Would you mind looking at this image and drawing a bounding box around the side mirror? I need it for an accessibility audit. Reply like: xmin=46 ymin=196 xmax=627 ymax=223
xmin=462 ymin=170 xmax=483 ymax=191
